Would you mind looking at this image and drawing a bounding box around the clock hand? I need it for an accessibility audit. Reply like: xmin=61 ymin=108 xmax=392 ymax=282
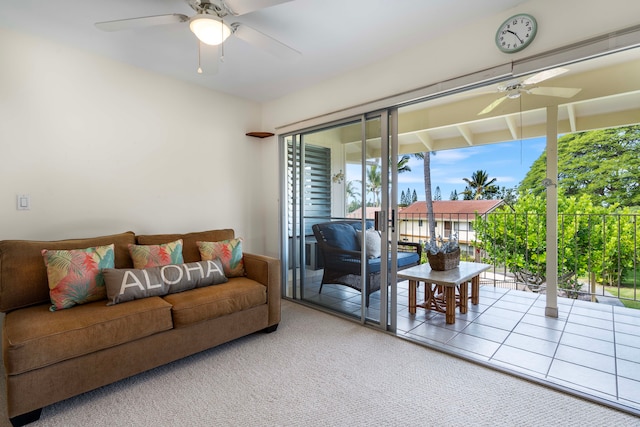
xmin=507 ymin=30 xmax=524 ymax=44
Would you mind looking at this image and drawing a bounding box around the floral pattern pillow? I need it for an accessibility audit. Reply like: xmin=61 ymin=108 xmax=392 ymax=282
xmin=41 ymin=244 xmax=115 ymax=311
xmin=128 ymin=239 xmax=183 ymax=269
xmin=197 ymin=238 xmax=245 ymax=277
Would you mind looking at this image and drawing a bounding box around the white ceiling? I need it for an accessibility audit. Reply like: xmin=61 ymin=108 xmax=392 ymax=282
xmin=0 ymin=0 xmax=530 ymax=102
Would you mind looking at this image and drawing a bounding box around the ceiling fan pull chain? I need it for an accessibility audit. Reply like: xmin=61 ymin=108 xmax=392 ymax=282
xmin=220 ymin=19 xmax=225 ymax=62
xmin=197 ymin=40 xmax=203 ymax=74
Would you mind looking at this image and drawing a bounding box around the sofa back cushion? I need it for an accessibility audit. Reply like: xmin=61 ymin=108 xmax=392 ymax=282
xmin=136 ymin=229 xmax=235 ymax=263
xmin=0 ymin=231 xmax=136 ymax=312
xmin=318 ymin=223 xmax=359 ymax=251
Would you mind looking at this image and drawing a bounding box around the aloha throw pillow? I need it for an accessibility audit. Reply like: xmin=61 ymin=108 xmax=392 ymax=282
xmin=103 ymin=259 xmax=228 ymax=305
xmin=128 ymin=239 xmax=183 ymax=269
xmin=356 ymin=229 xmax=382 ymax=258
xmin=196 ymin=238 xmax=245 ymax=277
xmin=41 ymin=244 xmax=115 ymax=311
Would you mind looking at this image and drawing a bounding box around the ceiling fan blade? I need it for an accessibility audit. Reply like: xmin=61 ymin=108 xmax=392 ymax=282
xmin=232 ymin=23 xmax=301 ymax=60
xmin=478 ymin=96 xmax=508 ymax=115
xmin=224 ymin=0 xmax=294 ymax=16
xmin=528 ymin=86 xmax=582 ymax=98
xmin=95 ymin=14 xmax=189 ymax=32
xmin=197 ymin=42 xmax=220 ymax=75
xmin=522 ymin=67 xmax=569 ymax=85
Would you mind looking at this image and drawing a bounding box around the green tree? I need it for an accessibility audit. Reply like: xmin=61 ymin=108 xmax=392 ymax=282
xmin=434 ymin=186 xmax=442 ymax=201
xmin=473 ymin=191 xmax=636 ymax=287
xmin=400 ymin=190 xmax=407 ymax=207
xmin=497 ymin=186 xmax=518 ymax=206
xmin=519 ymin=125 xmax=640 ymax=207
xmin=462 ymin=186 xmax=473 ymax=200
xmin=347 ymin=199 xmax=361 ymax=213
xmin=365 ymin=163 xmax=382 ymax=206
xmin=346 ymin=180 xmax=360 ymax=205
xmin=367 ymin=156 xmax=415 ymax=207
xmin=461 ymin=170 xmax=499 ymax=200
xmin=400 ymin=188 xmax=415 ymax=207
xmin=397 ymin=155 xmax=411 ymax=173
xmin=450 ymin=189 xmax=459 ymax=200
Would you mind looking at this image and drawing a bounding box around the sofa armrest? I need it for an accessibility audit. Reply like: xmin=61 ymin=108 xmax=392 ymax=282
xmin=243 ymin=253 xmax=281 ymax=327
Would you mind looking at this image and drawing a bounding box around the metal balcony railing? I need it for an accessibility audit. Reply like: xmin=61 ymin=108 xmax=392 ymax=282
xmin=397 ymin=212 xmax=639 ymax=308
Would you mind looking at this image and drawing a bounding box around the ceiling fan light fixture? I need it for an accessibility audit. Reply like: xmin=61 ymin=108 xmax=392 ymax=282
xmin=507 ymin=90 xmax=522 ymax=99
xmin=189 ymin=14 xmax=231 ymax=46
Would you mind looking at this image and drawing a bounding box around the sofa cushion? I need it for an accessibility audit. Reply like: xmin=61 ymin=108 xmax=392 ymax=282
xmin=162 ymin=277 xmax=266 ymax=328
xmin=197 ymin=238 xmax=245 ymax=277
xmin=365 ymin=251 xmax=421 ymax=274
xmin=103 ymin=259 xmax=228 ymax=305
xmin=0 ymin=231 xmax=136 ymax=312
xmin=356 ymin=229 xmax=382 ymax=258
xmin=41 ymin=244 xmax=115 ymax=311
xmin=128 ymin=239 xmax=184 ymax=269
xmin=136 ymin=229 xmax=235 ymax=264
xmin=320 ymin=223 xmax=359 ymax=251
xmin=2 ymin=297 xmax=173 ymax=375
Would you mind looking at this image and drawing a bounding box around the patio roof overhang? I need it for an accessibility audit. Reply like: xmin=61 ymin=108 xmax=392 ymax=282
xmin=325 ymin=47 xmax=640 ymax=161
xmin=396 ymin=50 xmax=640 ymax=154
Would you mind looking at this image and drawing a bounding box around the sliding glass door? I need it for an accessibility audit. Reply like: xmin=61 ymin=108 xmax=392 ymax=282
xmin=282 ymin=110 xmax=399 ymax=330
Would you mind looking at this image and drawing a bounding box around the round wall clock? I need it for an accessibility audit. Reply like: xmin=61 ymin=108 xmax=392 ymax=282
xmin=495 ymin=13 xmax=537 ymax=53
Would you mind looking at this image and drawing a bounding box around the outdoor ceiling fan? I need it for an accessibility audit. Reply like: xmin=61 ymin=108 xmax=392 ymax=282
xmin=95 ymin=0 xmax=301 ymax=74
xmin=478 ymin=67 xmax=582 ymax=115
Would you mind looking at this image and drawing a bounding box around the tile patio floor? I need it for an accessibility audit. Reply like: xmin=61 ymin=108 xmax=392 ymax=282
xmin=300 ymin=278 xmax=640 ymax=416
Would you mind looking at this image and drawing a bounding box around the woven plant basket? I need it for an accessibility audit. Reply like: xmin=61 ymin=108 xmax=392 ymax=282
xmin=427 ymin=247 xmax=460 ymax=271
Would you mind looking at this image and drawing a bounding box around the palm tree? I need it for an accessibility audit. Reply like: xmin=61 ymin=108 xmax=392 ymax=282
xmin=364 ymin=155 xmax=412 ymax=207
xmin=366 ymin=163 xmax=382 ymax=206
xmin=461 ymin=170 xmax=499 ymax=200
xmin=412 ymin=152 xmax=437 ymax=240
xmin=345 ymin=180 xmax=360 ymax=204
xmin=397 ymin=154 xmax=411 ymax=173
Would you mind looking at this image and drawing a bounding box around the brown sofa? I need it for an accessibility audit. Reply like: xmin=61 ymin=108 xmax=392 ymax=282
xmin=0 ymin=229 xmax=281 ymax=426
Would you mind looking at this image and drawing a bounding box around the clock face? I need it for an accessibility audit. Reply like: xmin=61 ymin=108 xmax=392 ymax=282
xmin=495 ymin=14 xmax=537 ymax=53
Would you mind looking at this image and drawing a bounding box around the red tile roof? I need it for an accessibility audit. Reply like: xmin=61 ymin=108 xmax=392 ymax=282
xmin=399 ymin=200 xmax=504 ymax=216
xmin=346 ymin=207 xmax=379 ymax=219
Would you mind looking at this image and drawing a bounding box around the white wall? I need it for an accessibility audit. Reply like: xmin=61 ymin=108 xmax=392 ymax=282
xmin=0 ymin=28 xmax=271 ymax=254
xmin=260 ymin=0 xmax=640 ymax=256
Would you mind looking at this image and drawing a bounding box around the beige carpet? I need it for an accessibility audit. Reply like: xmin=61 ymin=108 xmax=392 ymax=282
xmin=4 ymin=301 xmax=640 ymax=426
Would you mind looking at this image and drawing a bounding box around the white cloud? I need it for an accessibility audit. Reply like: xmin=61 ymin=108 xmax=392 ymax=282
xmin=397 ymin=175 xmax=425 ymax=184
xmin=431 ymin=150 xmax=472 ymax=164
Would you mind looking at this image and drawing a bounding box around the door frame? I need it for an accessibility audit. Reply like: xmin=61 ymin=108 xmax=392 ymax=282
xmin=280 ymin=109 xmax=401 ymax=332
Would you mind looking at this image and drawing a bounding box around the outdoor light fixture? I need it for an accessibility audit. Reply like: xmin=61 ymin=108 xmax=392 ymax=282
xmin=189 ymin=14 xmax=231 ymax=46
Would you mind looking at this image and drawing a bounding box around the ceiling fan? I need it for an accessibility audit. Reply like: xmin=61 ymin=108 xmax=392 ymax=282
xmin=95 ymin=0 xmax=301 ymax=74
xmin=478 ymin=67 xmax=582 ymax=115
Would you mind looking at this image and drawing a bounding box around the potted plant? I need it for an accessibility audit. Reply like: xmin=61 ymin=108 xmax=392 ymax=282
xmin=424 ymin=234 xmax=460 ymax=271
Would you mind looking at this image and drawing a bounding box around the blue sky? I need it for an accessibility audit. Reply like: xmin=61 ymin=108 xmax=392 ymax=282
xmin=397 ymin=137 xmax=547 ymax=201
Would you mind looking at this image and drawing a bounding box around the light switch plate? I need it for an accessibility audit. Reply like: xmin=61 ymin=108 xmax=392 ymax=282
xmin=17 ymin=194 xmax=30 ymax=211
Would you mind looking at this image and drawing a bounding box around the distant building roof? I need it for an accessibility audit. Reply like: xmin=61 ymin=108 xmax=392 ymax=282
xmin=345 ymin=200 xmax=504 ymax=220
xmin=399 ymin=200 xmax=504 ymax=217
xmin=346 ymin=206 xmax=380 ymax=219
